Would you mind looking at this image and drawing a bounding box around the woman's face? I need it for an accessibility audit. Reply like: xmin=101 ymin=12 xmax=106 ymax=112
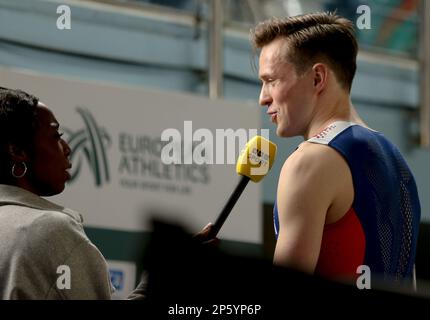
xmin=26 ymin=103 xmax=72 ymax=196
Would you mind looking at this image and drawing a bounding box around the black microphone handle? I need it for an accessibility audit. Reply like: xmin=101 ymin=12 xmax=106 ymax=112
xmin=209 ymin=175 xmax=250 ymax=238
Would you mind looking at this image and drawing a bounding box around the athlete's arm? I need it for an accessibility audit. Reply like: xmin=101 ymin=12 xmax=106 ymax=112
xmin=273 ymin=143 xmax=350 ymax=274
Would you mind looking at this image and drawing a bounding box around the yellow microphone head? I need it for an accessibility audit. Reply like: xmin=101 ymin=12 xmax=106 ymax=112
xmin=236 ymin=135 xmax=277 ymax=182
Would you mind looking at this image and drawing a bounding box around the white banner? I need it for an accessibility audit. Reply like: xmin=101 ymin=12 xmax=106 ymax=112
xmin=0 ymin=67 xmax=262 ymax=243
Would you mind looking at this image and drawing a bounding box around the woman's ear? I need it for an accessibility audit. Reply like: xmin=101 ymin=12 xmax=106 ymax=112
xmin=8 ymin=144 xmax=29 ymax=163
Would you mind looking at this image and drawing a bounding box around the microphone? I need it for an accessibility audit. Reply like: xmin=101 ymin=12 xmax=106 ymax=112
xmin=208 ymin=135 xmax=277 ymax=238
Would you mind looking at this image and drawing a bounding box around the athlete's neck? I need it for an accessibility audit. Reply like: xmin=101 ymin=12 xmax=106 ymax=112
xmin=304 ymin=94 xmax=368 ymax=140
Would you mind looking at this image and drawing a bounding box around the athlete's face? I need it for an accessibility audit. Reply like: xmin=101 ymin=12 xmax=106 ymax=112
xmin=258 ymin=38 xmax=316 ymax=137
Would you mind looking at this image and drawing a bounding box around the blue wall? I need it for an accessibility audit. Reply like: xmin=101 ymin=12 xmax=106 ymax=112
xmin=0 ymin=0 xmax=428 ymax=221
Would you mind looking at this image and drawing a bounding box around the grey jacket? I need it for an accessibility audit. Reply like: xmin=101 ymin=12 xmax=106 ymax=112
xmin=0 ymin=184 xmax=115 ymax=299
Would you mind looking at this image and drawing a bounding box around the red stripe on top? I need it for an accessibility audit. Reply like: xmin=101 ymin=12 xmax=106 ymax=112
xmin=314 ymin=207 xmax=366 ymax=281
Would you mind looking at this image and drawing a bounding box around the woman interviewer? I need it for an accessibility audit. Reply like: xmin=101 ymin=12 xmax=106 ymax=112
xmin=0 ymin=87 xmax=143 ymax=299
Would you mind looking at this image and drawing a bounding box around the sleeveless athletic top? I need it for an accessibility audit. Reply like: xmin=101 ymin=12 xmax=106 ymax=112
xmin=273 ymin=121 xmax=421 ymax=281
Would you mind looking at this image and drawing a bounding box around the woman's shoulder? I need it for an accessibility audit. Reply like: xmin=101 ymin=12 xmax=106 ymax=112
xmin=28 ymin=208 xmax=87 ymax=242
xmin=0 ymin=184 xmax=84 ymax=225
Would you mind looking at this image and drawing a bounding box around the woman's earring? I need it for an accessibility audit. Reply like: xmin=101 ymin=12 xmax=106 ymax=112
xmin=12 ymin=162 xmax=27 ymax=178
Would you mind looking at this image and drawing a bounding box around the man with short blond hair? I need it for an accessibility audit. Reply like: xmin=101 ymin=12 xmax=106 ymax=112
xmin=251 ymin=12 xmax=420 ymax=284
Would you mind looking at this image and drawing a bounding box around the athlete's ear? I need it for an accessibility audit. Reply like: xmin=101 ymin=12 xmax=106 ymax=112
xmin=312 ymin=63 xmax=329 ymax=94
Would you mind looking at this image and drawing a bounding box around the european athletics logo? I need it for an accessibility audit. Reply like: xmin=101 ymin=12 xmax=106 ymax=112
xmin=64 ymin=107 xmax=111 ymax=187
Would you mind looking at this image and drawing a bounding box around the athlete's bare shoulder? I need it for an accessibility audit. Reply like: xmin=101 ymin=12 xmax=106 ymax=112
xmin=281 ymin=140 xmax=352 ymax=201
xmin=285 ymin=141 xmax=342 ymax=171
